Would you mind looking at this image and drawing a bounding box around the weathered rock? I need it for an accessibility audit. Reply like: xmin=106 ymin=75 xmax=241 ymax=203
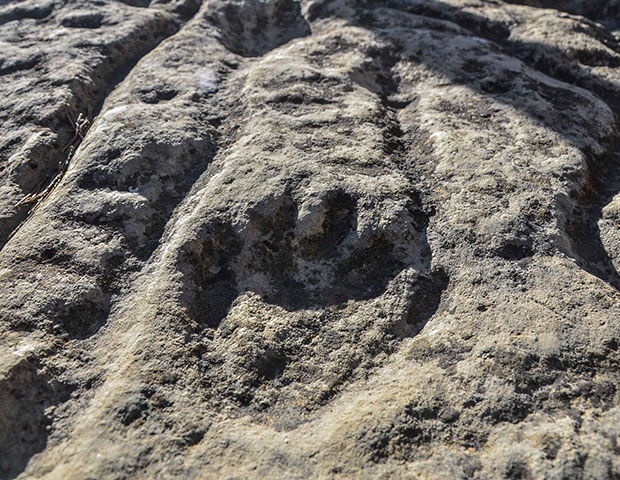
xmin=1 ymin=0 xmax=619 ymax=478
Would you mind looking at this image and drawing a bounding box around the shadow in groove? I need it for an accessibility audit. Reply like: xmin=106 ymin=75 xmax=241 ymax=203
xmin=0 ymin=359 xmax=74 ymax=480
xmin=184 ymin=188 xmax=434 ymax=328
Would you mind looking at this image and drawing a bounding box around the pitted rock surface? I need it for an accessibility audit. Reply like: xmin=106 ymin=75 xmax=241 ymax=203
xmin=1 ymin=0 xmax=620 ymax=478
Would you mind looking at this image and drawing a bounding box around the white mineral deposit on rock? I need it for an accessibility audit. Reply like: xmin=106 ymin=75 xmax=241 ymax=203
xmin=196 ymin=67 xmax=218 ymax=93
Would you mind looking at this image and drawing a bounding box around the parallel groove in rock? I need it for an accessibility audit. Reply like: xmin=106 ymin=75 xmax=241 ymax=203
xmin=1 ymin=1 xmax=620 ymax=479
xmin=0 ymin=0 xmax=202 ymax=251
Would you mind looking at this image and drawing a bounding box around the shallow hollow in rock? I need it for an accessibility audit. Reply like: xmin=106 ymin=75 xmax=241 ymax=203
xmin=181 ymin=187 xmax=433 ymax=327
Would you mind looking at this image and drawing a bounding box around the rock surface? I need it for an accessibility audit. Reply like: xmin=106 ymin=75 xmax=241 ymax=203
xmin=1 ymin=0 xmax=620 ymax=478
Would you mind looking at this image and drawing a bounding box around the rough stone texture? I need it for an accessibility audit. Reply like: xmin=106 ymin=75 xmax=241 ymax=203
xmin=1 ymin=0 xmax=620 ymax=478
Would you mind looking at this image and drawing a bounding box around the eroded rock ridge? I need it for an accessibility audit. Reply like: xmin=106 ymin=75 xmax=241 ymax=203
xmin=1 ymin=0 xmax=620 ymax=478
